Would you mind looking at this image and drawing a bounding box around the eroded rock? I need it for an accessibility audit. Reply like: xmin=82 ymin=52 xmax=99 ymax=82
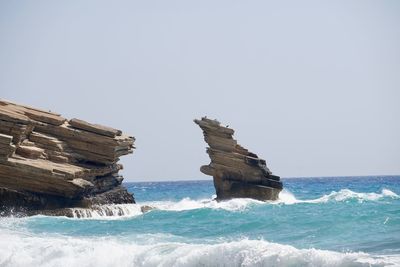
xmin=0 ymin=99 xmax=135 ymax=215
xmin=195 ymin=117 xmax=283 ymax=201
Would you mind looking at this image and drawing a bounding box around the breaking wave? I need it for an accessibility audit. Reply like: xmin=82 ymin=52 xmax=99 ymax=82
xmin=278 ymin=188 xmax=399 ymax=205
xmin=0 ymin=230 xmax=397 ymax=267
xmin=24 ymin=188 xmax=398 ymax=219
xmin=141 ymin=196 xmax=263 ymax=212
xmin=139 ymin=188 xmax=399 ymax=213
xmin=69 ymin=204 xmax=143 ymax=219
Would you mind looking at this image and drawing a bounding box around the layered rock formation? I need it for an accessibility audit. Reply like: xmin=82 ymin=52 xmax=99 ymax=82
xmin=194 ymin=117 xmax=283 ymax=201
xmin=0 ymin=99 xmax=135 ymax=215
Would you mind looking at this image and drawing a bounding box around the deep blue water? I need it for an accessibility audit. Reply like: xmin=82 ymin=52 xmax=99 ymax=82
xmin=1 ymin=176 xmax=399 ymax=267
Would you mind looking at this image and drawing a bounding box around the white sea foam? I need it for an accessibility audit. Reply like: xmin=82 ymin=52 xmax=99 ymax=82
xmin=277 ymin=188 xmax=400 ymax=205
xmin=137 ymin=188 xmax=399 ymax=213
xmin=69 ymin=204 xmax=143 ymax=219
xmin=0 ymin=230 xmax=397 ymax=267
xmin=276 ymin=189 xmax=299 ymax=204
xmin=13 ymin=188 xmax=397 ymax=220
xmin=141 ymin=197 xmax=264 ymax=212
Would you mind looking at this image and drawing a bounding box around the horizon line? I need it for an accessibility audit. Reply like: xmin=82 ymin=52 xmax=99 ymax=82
xmin=124 ymin=174 xmax=400 ymax=183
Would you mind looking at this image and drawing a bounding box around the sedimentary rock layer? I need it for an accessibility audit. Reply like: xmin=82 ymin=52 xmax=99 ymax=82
xmin=195 ymin=117 xmax=282 ymax=201
xmin=0 ymin=99 xmax=135 ymax=214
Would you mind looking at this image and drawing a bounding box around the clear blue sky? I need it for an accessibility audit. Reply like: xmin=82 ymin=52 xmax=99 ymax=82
xmin=1 ymin=0 xmax=399 ymax=181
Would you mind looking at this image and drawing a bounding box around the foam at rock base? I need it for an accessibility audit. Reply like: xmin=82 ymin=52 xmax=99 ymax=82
xmin=0 ymin=231 xmax=396 ymax=267
xmin=65 ymin=188 xmax=399 ymax=219
xmin=69 ymin=204 xmax=143 ymax=219
xmin=141 ymin=188 xmax=399 ymax=212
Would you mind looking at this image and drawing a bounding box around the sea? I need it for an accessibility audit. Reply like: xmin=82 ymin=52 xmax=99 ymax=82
xmin=0 ymin=176 xmax=399 ymax=267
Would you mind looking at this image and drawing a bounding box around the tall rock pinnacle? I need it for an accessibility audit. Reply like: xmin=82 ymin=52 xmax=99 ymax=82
xmin=194 ymin=117 xmax=282 ymax=201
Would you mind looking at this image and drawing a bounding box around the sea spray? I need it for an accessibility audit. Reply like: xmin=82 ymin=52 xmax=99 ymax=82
xmin=138 ymin=188 xmax=399 ymax=213
xmin=0 ymin=231 xmax=396 ymax=267
xmin=276 ymin=188 xmax=399 ymax=205
xmin=69 ymin=188 xmax=400 ymax=219
xmin=69 ymin=204 xmax=143 ymax=219
xmin=140 ymin=197 xmax=264 ymax=212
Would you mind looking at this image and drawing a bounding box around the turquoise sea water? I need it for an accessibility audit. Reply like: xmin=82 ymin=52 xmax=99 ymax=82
xmin=0 ymin=176 xmax=399 ymax=267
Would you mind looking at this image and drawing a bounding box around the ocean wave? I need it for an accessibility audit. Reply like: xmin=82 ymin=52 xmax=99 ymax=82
xmin=141 ymin=197 xmax=264 ymax=212
xmin=69 ymin=204 xmax=143 ymax=219
xmin=4 ymin=188 xmax=396 ymax=220
xmin=0 ymin=231 xmax=396 ymax=267
xmin=65 ymin=198 xmax=262 ymax=219
xmin=278 ymin=188 xmax=399 ymax=205
xmin=138 ymin=188 xmax=399 ymax=213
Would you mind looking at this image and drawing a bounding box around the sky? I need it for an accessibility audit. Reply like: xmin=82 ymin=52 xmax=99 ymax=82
xmin=0 ymin=0 xmax=399 ymax=181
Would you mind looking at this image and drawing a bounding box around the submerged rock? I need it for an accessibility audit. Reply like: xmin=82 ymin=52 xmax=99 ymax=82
xmin=194 ymin=117 xmax=283 ymax=201
xmin=140 ymin=205 xmax=155 ymax=213
xmin=0 ymin=99 xmax=135 ymax=216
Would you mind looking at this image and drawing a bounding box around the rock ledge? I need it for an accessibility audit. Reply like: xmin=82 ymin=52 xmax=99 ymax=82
xmin=0 ymin=99 xmax=135 ymax=215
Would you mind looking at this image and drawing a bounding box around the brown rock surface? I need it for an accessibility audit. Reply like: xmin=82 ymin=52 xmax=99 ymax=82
xmin=0 ymin=99 xmax=135 ymax=215
xmin=194 ymin=117 xmax=283 ymax=201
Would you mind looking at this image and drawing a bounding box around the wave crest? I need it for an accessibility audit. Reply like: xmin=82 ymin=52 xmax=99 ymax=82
xmin=278 ymin=188 xmax=399 ymax=205
xmin=0 ymin=232 xmax=396 ymax=267
xmin=140 ymin=188 xmax=399 ymax=213
xmin=23 ymin=188 xmax=398 ymax=219
xmin=69 ymin=204 xmax=143 ymax=219
xmin=141 ymin=197 xmax=263 ymax=212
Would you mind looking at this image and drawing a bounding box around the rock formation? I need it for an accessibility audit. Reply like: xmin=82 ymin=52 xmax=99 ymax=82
xmin=0 ymin=99 xmax=135 ymax=216
xmin=194 ymin=117 xmax=282 ymax=201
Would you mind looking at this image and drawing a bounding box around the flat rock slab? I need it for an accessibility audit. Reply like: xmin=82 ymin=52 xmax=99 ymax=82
xmin=69 ymin=118 xmax=122 ymax=137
